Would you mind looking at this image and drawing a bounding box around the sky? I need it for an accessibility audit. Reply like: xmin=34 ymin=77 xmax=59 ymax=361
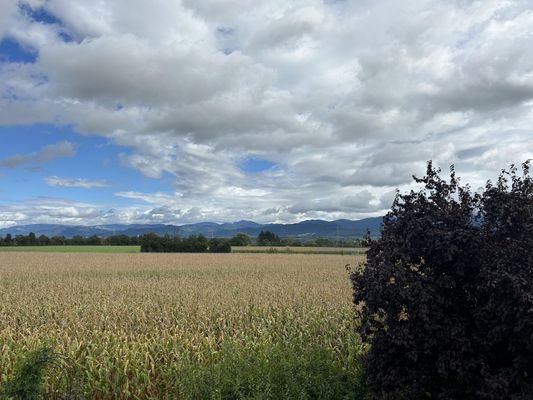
xmin=0 ymin=0 xmax=532 ymax=228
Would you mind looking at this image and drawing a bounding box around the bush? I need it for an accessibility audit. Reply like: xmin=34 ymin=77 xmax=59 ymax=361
xmin=1 ymin=346 xmax=56 ymax=400
xmin=208 ymin=238 xmax=232 ymax=253
xmin=351 ymin=161 xmax=533 ymax=400
xmin=229 ymin=233 xmax=252 ymax=246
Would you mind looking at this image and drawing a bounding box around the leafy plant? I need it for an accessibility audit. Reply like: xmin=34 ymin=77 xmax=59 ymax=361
xmin=166 ymin=341 xmax=367 ymax=400
xmin=351 ymin=161 xmax=533 ymax=399
xmin=1 ymin=346 xmax=56 ymax=400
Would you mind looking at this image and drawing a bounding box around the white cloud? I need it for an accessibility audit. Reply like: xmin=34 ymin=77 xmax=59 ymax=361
xmin=1 ymin=0 xmax=533 ymax=224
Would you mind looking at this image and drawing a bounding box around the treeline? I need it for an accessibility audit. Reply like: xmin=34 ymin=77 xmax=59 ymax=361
xmin=0 ymin=233 xmax=140 ymax=246
xmin=0 ymin=232 xmax=231 ymax=252
xmin=231 ymin=231 xmax=368 ymax=247
xmin=0 ymin=230 xmax=368 ymax=248
xmin=140 ymin=233 xmax=231 ymax=253
xmin=253 ymin=231 xmax=369 ymax=247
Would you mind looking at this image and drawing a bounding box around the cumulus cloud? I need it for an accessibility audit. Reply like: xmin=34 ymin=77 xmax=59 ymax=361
xmin=1 ymin=0 xmax=533 ymax=224
xmin=0 ymin=141 xmax=75 ymax=167
xmin=0 ymin=198 xmax=107 ymax=228
xmin=45 ymin=176 xmax=109 ymax=188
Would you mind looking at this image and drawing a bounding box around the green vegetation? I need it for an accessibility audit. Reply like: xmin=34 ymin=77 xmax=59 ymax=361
xmin=1 ymin=346 xmax=56 ymax=400
xmin=229 ymin=232 xmax=252 ymax=246
xmin=232 ymin=246 xmax=368 ymax=255
xmin=140 ymin=233 xmax=231 ymax=253
xmin=0 ymin=233 xmax=141 ymax=247
xmin=257 ymin=230 xmax=282 ymax=246
xmin=168 ymin=341 xmax=366 ymax=400
xmin=0 ymin=245 xmax=140 ymax=253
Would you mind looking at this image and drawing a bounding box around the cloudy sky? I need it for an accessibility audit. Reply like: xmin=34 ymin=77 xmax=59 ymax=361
xmin=0 ymin=0 xmax=532 ymax=227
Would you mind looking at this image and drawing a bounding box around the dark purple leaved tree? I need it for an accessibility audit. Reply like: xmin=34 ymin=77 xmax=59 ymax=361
xmin=352 ymin=161 xmax=533 ymax=400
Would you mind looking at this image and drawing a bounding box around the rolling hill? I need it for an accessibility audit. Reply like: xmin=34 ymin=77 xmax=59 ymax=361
xmin=0 ymin=217 xmax=382 ymax=239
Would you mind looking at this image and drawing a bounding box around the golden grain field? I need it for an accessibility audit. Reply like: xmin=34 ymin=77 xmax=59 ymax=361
xmin=0 ymin=252 xmax=366 ymax=399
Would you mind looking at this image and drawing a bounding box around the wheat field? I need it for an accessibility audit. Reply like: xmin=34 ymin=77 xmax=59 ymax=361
xmin=0 ymin=252 xmax=366 ymax=399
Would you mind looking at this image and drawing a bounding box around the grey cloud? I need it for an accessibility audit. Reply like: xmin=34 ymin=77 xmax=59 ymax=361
xmin=0 ymin=0 xmax=17 ymax=38
xmin=456 ymin=145 xmax=494 ymax=161
xmin=288 ymin=190 xmax=379 ymax=214
xmin=40 ymin=37 xmax=269 ymax=107
xmin=343 ymin=164 xmax=418 ymax=187
xmin=423 ymin=80 xmax=533 ymax=114
xmin=0 ymin=141 xmax=75 ymax=167
xmin=248 ymin=18 xmax=314 ymax=51
xmin=379 ymin=190 xmax=397 ymax=210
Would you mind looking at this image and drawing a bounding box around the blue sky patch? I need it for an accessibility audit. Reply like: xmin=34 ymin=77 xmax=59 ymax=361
xmin=0 ymin=124 xmax=172 ymax=205
xmin=0 ymin=38 xmax=37 ymax=63
xmin=19 ymin=4 xmax=62 ymax=25
xmin=240 ymin=157 xmax=276 ymax=173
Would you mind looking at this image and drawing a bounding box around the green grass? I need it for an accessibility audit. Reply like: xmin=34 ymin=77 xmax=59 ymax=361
xmin=0 ymin=245 xmax=140 ymax=253
xmin=232 ymin=246 xmax=368 ymax=255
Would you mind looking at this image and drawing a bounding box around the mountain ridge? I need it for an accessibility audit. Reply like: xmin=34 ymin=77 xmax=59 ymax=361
xmin=0 ymin=217 xmax=382 ymax=239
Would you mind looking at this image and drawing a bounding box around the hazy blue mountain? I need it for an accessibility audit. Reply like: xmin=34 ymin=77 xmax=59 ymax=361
xmin=0 ymin=217 xmax=382 ymax=238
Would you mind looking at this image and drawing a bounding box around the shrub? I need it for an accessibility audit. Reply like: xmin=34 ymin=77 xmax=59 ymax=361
xmin=229 ymin=233 xmax=252 ymax=246
xmin=351 ymin=161 xmax=533 ymax=399
xmin=208 ymin=238 xmax=232 ymax=253
xmin=1 ymin=346 xmax=56 ymax=400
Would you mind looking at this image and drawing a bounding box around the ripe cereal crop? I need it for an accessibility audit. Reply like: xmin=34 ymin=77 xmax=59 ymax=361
xmin=0 ymin=252 xmax=366 ymax=399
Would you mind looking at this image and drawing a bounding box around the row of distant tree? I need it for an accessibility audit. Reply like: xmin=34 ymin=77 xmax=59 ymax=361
xmin=0 ymin=230 xmax=368 ymax=248
xmin=0 ymin=233 xmax=141 ymax=246
xmin=231 ymin=231 xmax=369 ymax=247
xmin=140 ymin=233 xmax=231 ymax=253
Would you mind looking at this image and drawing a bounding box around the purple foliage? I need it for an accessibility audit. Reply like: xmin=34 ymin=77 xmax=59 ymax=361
xmin=351 ymin=161 xmax=533 ymax=399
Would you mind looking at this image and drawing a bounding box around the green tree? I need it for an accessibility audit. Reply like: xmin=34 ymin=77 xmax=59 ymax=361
xmin=37 ymin=234 xmax=50 ymax=245
xmin=105 ymin=234 xmax=132 ymax=245
xmin=209 ymin=238 xmax=232 ymax=253
xmin=50 ymin=236 xmax=65 ymax=245
xmin=70 ymin=235 xmax=85 ymax=245
xmin=140 ymin=232 xmax=163 ymax=252
xmin=229 ymin=233 xmax=252 ymax=246
xmin=4 ymin=233 xmax=13 ymax=245
xmin=27 ymin=232 xmax=37 ymax=245
xmin=15 ymin=234 xmax=28 ymax=246
xmin=257 ymin=230 xmax=281 ymax=246
xmin=87 ymin=235 xmax=101 ymax=245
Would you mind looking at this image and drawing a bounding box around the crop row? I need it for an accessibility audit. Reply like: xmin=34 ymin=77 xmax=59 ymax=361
xmin=0 ymin=253 xmax=366 ymax=399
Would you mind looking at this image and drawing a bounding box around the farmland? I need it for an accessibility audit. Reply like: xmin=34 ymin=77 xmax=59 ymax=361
xmin=0 ymin=252 xmax=366 ymax=399
xmin=232 ymin=246 xmax=368 ymax=255
xmin=0 ymin=245 xmax=367 ymax=255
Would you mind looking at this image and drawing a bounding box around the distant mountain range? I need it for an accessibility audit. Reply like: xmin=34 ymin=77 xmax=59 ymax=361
xmin=0 ymin=217 xmax=383 ymax=239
